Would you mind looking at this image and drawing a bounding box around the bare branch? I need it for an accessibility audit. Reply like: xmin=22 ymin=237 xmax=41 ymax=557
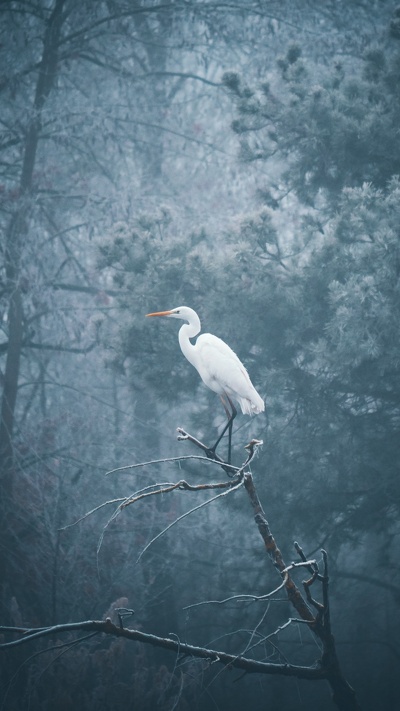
xmin=0 ymin=619 xmax=324 ymax=680
xmin=183 ymin=561 xmax=317 ymax=611
xmin=177 ymin=427 xmax=262 ymax=476
xmin=243 ymin=473 xmax=316 ymax=625
xmin=136 ymin=476 xmax=245 ymax=562
xmin=105 ymin=454 xmax=239 ymax=477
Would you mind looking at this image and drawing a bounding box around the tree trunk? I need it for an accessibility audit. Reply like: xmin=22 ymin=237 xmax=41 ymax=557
xmin=0 ymin=0 xmax=66 ymax=484
xmin=0 ymin=0 xmax=66 ymax=607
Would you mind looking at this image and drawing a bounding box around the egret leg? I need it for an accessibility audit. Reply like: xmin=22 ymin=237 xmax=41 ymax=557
xmin=211 ymin=396 xmax=237 ymax=464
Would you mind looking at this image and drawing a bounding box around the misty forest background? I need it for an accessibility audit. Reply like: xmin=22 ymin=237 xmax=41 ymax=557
xmin=1 ymin=1 xmax=400 ymax=709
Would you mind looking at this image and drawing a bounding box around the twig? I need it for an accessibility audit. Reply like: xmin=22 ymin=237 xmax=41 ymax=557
xmin=177 ymin=427 xmax=263 ymax=477
xmin=105 ymin=454 xmax=239 ymax=477
xmin=122 ymin=477 xmax=239 ymax=508
xmin=60 ymin=496 xmax=127 ymax=530
xmin=294 ymin=541 xmax=323 ymax=580
xmin=136 ymin=477 xmax=245 ymax=562
xmin=96 ymin=482 xmax=179 ymax=558
xmin=183 ymin=581 xmax=287 ymax=610
xmin=177 ymin=427 xmax=238 ymax=476
xmin=183 ymin=561 xmax=317 ymax=610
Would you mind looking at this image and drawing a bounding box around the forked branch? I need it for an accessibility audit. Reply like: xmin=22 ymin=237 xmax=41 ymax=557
xmin=0 ymin=430 xmax=362 ymax=711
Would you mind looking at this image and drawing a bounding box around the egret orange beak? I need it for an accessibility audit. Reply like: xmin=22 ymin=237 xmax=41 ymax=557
xmin=146 ymin=310 xmax=173 ymax=317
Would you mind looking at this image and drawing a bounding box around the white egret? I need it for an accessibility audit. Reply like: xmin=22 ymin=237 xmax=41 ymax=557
xmin=146 ymin=306 xmax=264 ymax=463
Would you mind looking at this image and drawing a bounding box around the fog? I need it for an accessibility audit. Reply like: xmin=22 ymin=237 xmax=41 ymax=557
xmin=0 ymin=2 xmax=399 ymax=710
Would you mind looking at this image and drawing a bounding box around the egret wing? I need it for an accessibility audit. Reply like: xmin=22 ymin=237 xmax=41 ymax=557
xmin=195 ymin=333 xmax=263 ymax=413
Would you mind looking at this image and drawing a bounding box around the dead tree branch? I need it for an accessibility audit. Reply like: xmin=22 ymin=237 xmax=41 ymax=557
xmin=0 ymin=618 xmax=323 ymax=679
xmin=0 ymin=430 xmax=362 ymax=711
xmin=178 ymin=430 xmax=362 ymax=711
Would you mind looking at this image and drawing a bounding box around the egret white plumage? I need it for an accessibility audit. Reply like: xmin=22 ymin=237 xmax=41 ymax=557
xmin=146 ymin=306 xmax=264 ymax=463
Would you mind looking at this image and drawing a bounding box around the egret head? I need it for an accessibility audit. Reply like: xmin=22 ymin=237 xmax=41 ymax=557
xmin=146 ymin=306 xmax=196 ymax=322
